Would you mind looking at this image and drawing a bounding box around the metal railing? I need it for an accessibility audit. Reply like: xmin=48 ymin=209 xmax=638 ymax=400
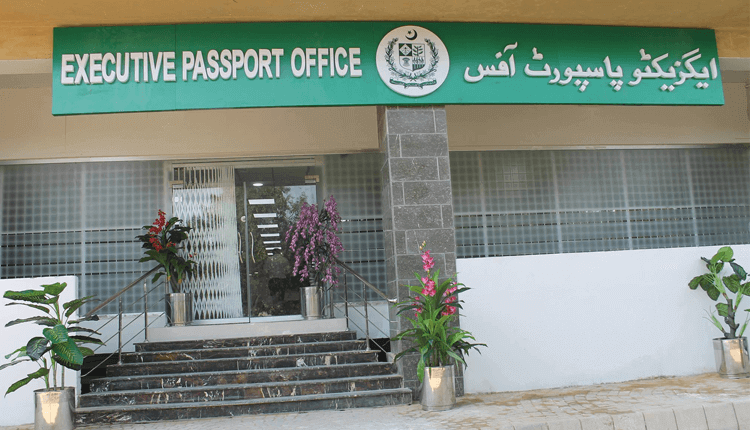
xmin=330 ymin=257 xmax=396 ymax=356
xmin=81 ymin=266 xmax=165 ymax=376
xmin=79 ymin=259 xmax=395 ymax=375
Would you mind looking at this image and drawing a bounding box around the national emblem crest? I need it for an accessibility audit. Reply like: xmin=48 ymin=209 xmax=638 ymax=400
xmin=376 ymin=26 xmax=450 ymax=97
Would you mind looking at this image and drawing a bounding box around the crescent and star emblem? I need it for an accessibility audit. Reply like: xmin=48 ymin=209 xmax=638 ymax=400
xmin=376 ymin=25 xmax=449 ymax=97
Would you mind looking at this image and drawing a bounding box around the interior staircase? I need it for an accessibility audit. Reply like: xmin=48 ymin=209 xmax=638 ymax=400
xmin=76 ymin=331 xmax=412 ymax=424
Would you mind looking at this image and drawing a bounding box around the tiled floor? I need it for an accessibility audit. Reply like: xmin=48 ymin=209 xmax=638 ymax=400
xmin=4 ymin=373 xmax=750 ymax=429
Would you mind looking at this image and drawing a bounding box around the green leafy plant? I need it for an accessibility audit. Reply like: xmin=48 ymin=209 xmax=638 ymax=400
xmin=392 ymin=242 xmax=485 ymax=382
xmin=1 ymin=282 xmax=102 ymax=395
xmin=136 ymin=209 xmax=196 ymax=293
xmin=689 ymin=246 xmax=750 ymax=339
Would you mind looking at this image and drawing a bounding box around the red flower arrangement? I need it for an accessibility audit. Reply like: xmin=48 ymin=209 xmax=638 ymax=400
xmin=136 ymin=210 xmax=196 ymax=293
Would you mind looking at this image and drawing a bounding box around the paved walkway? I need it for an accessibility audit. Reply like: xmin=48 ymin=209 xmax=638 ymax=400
xmin=3 ymin=373 xmax=749 ymax=429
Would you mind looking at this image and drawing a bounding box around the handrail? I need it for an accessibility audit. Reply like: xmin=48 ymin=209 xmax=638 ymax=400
xmin=81 ymin=281 xmax=164 ymax=377
xmin=80 ymin=258 xmax=392 ymax=379
xmin=333 ymin=256 xmax=396 ymax=304
xmin=81 ymin=266 xmax=164 ymax=376
xmin=84 ymin=266 xmax=160 ymax=319
xmin=332 ymin=257 xmax=394 ymax=358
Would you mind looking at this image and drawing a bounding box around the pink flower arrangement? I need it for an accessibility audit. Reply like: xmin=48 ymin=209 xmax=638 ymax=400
xmin=287 ymin=196 xmax=344 ymax=287
xmin=413 ymin=243 xmax=458 ymax=317
xmin=421 ymin=249 xmax=435 ymax=271
xmin=393 ymin=241 xmax=485 ymax=381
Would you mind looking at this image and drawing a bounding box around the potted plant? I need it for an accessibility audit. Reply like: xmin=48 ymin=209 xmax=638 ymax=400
xmin=136 ymin=209 xmax=196 ymax=326
xmin=392 ymin=242 xmax=486 ymax=411
xmin=287 ymin=196 xmax=344 ymax=319
xmin=689 ymin=246 xmax=750 ymax=378
xmin=1 ymin=281 xmax=101 ymax=430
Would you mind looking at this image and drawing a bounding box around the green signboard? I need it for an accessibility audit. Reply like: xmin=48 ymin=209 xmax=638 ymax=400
xmin=52 ymin=22 xmax=723 ymax=115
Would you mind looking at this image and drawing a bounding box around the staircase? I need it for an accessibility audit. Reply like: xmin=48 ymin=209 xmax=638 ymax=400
xmin=76 ymin=331 xmax=412 ymax=424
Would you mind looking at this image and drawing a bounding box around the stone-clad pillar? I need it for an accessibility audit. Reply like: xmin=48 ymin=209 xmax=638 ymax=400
xmin=378 ymin=105 xmax=462 ymax=400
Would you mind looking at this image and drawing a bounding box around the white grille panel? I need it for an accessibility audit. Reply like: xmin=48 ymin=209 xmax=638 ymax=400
xmin=174 ymin=166 xmax=243 ymax=320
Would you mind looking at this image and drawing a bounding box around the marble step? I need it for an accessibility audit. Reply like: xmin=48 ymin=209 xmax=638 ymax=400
xmin=122 ymin=340 xmax=367 ymax=363
xmin=134 ymin=331 xmax=357 ymax=352
xmin=91 ymin=362 xmax=399 ymax=392
xmin=80 ymin=374 xmax=404 ymax=407
xmin=76 ymin=388 xmax=413 ymax=425
xmin=106 ymin=350 xmax=380 ymax=377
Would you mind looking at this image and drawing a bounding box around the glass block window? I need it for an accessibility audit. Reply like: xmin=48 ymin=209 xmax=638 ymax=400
xmin=451 ymin=147 xmax=750 ymax=258
xmin=322 ymin=153 xmax=386 ymax=301
xmin=1 ymin=161 xmax=167 ymax=314
xmin=690 ymin=147 xmax=750 ymax=246
xmin=625 ymin=150 xmax=695 ymax=250
xmin=1 ymin=165 xmax=83 ymax=280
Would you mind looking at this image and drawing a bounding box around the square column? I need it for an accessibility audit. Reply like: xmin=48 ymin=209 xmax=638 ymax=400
xmin=377 ymin=106 xmax=462 ymax=399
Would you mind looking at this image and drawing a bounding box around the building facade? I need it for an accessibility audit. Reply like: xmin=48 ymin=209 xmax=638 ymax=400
xmin=1 ymin=0 xmax=749 ymax=402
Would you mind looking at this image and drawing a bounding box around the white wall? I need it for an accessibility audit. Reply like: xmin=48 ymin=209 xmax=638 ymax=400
xmin=79 ymin=312 xmax=167 ymax=355
xmin=0 ymin=276 xmax=78 ymax=426
xmin=447 ymin=82 xmax=750 ymax=150
xmin=1 ymin=73 xmax=747 ymax=163
xmin=458 ymin=245 xmax=750 ymax=394
xmin=0 ymin=82 xmax=380 ymax=162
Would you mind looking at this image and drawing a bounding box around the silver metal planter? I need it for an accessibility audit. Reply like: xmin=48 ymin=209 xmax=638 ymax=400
xmin=34 ymin=387 xmax=75 ymax=430
xmin=300 ymin=285 xmax=323 ymax=320
xmin=421 ymin=365 xmax=456 ymax=411
xmin=165 ymin=292 xmax=192 ymax=326
xmin=713 ymin=337 xmax=750 ymax=379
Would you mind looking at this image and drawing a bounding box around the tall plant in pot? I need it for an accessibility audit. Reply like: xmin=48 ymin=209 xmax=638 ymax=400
xmin=287 ymin=196 xmax=344 ymax=319
xmin=392 ymin=242 xmax=485 ymax=411
xmin=1 ymin=282 xmax=101 ymax=430
xmin=689 ymin=246 xmax=750 ymax=378
xmin=136 ymin=209 xmax=196 ymax=326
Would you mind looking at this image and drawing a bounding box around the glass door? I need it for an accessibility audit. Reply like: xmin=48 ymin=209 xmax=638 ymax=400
xmin=236 ymin=166 xmax=319 ymax=319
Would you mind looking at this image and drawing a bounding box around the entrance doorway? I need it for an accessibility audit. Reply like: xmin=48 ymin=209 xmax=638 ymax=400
xmin=172 ymin=162 xmax=320 ymax=323
xmin=236 ymin=166 xmax=320 ymax=318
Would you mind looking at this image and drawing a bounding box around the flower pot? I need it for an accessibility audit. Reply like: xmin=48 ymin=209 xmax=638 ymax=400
xmin=300 ymin=285 xmax=323 ymax=320
xmin=713 ymin=337 xmax=750 ymax=379
xmin=34 ymin=387 xmax=75 ymax=430
xmin=421 ymin=365 xmax=456 ymax=411
xmin=165 ymin=292 xmax=192 ymax=326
